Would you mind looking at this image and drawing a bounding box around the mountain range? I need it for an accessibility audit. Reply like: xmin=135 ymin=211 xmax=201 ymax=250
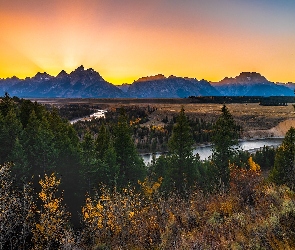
xmin=0 ymin=66 xmax=294 ymax=98
xmin=0 ymin=66 xmax=124 ymax=98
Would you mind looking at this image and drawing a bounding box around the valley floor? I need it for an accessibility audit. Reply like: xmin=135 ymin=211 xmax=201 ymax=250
xmin=32 ymin=98 xmax=295 ymax=138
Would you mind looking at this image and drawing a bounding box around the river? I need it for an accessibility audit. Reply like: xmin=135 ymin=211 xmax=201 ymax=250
xmin=141 ymin=137 xmax=284 ymax=165
xmin=70 ymin=110 xmax=106 ymax=124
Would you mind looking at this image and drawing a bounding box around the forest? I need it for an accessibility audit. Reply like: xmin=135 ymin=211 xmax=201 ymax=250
xmin=1 ymin=93 xmax=295 ymax=249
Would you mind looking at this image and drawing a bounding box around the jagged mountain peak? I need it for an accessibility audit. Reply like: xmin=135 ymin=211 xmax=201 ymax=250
xmin=70 ymin=65 xmax=85 ymax=77
xmin=69 ymin=65 xmax=103 ymax=81
xmin=72 ymin=65 xmax=85 ymax=73
xmin=32 ymin=72 xmax=52 ymax=81
xmin=57 ymin=70 xmax=68 ymax=78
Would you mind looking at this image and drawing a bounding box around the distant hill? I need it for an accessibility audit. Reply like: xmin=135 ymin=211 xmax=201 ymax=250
xmin=0 ymin=66 xmax=126 ymax=98
xmin=211 ymin=72 xmax=294 ymax=96
xmin=127 ymin=74 xmax=220 ymax=98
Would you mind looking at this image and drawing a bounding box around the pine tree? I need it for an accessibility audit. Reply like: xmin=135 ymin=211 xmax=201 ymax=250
xmin=80 ymin=131 xmax=102 ymax=193
xmin=102 ymin=144 xmax=119 ymax=188
xmin=95 ymin=124 xmax=119 ymax=188
xmin=52 ymin=108 xmax=81 ymax=225
xmin=168 ymin=108 xmax=194 ymax=158
xmin=0 ymin=92 xmax=16 ymax=117
xmin=80 ymin=131 xmax=96 ymax=169
xmin=211 ymin=105 xmax=240 ymax=190
xmin=269 ymin=127 xmax=295 ymax=190
xmin=167 ymin=107 xmax=198 ymax=192
xmin=153 ymin=107 xmax=199 ymax=193
xmin=22 ymin=111 xmax=57 ymax=176
xmin=113 ymin=109 xmax=146 ymax=188
xmin=0 ymin=108 xmax=22 ymax=164
xmin=9 ymin=137 xmax=29 ymax=183
xmin=95 ymin=123 xmax=111 ymax=159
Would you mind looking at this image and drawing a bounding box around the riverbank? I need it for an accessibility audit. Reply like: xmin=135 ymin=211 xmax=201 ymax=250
xmin=244 ymin=119 xmax=295 ymax=139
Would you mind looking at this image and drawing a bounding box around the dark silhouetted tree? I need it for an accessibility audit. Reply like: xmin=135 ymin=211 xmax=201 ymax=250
xmin=211 ymin=105 xmax=240 ymax=190
xmin=269 ymin=127 xmax=295 ymax=190
xmin=113 ymin=109 xmax=146 ymax=188
xmin=0 ymin=108 xmax=22 ymax=164
xmin=153 ymin=107 xmax=199 ymax=193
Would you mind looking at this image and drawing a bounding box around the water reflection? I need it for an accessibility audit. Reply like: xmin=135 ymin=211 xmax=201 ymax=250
xmin=142 ymin=138 xmax=283 ymax=165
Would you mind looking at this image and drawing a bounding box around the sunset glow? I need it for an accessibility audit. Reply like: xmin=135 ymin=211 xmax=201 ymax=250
xmin=0 ymin=0 xmax=295 ymax=84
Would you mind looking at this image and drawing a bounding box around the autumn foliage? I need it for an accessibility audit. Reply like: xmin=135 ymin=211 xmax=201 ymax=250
xmin=1 ymin=158 xmax=295 ymax=249
xmin=78 ymin=163 xmax=295 ymax=249
xmin=32 ymin=173 xmax=74 ymax=249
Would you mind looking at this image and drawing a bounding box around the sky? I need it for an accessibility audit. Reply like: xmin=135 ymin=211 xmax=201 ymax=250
xmin=0 ymin=0 xmax=294 ymax=84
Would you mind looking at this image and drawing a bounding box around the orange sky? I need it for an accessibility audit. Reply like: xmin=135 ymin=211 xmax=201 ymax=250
xmin=0 ymin=0 xmax=295 ymax=84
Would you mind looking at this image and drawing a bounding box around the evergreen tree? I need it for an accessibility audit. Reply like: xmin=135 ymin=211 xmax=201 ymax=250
xmin=80 ymin=130 xmax=119 ymax=193
xmin=46 ymin=108 xmax=81 ymax=185
xmin=211 ymin=105 xmax=240 ymax=190
xmin=153 ymin=107 xmax=199 ymax=193
xmin=167 ymin=107 xmax=198 ymax=192
xmin=80 ymin=131 xmax=101 ymax=193
xmin=0 ymin=108 xmax=22 ymax=164
xmin=80 ymin=131 xmax=96 ymax=169
xmin=113 ymin=109 xmax=146 ymax=188
xmin=95 ymin=123 xmax=111 ymax=159
xmin=253 ymin=146 xmax=275 ymax=171
xmin=19 ymin=99 xmax=39 ymax=128
xmin=95 ymin=123 xmax=119 ymax=188
xmin=168 ymin=108 xmax=194 ymax=159
xmin=21 ymin=111 xmax=57 ymax=176
xmin=102 ymin=143 xmax=119 ymax=188
xmin=43 ymin=107 xmax=82 ymax=226
xmin=269 ymin=127 xmax=295 ymax=190
xmin=0 ymin=92 xmax=16 ymax=117
xmin=9 ymin=137 xmax=29 ymax=183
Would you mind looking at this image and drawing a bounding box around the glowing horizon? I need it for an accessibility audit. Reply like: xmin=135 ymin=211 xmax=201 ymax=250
xmin=1 ymin=0 xmax=295 ymax=85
